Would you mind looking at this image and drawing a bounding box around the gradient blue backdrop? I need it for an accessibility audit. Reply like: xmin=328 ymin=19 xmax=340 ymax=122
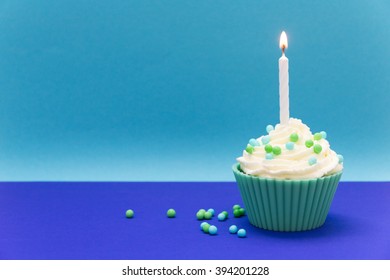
xmin=0 ymin=0 xmax=389 ymax=181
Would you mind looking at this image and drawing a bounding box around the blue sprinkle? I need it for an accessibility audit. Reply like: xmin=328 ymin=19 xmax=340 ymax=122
xmin=217 ymin=213 xmax=226 ymax=221
xmin=261 ymin=135 xmax=270 ymax=145
xmin=265 ymin=153 xmax=274 ymax=160
xmin=229 ymin=225 xmax=238 ymax=234
xmin=208 ymin=225 xmax=218 ymax=235
xmin=207 ymin=208 xmax=215 ymax=216
xmin=200 ymin=222 xmax=208 ymax=230
xmin=237 ymin=229 xmax=246 ymax=238
xmin=285 ymin=142 xmax=294 ymax=150
xmin=266 ymin=125 xmax=274 ymax=133
xmin=249 ymin=138 xmax=260 ymax=147
xmin=308 ymin=157 xmax=317 ymax=166
xmin=320 ymin=131 xmax=327 ymax=139
xmin=338 ymin=154 xmax=344 ymax=164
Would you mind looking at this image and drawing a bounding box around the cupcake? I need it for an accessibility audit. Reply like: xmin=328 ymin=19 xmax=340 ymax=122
xmin=233 ymin=118 xmax=343 ymax=231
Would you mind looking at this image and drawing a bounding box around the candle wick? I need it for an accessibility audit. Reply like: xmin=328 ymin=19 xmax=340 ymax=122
xmin=281 ymin=46 xmax=285 ymax=56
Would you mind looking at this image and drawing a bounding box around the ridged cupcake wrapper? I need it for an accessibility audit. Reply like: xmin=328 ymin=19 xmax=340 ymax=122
xmin=232 ymin=163 xmax=342 ymax=232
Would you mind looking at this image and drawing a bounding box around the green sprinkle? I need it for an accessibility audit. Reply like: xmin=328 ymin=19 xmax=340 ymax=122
xmin=125 ymin=209 xmax=134 ymax=218
xmin=305 ymin=139 xmax=314 ymax=148
xmin=198 ymin=209 xmax=206 ymax=215
xmin=202 ymin=223 xmax=211 ymax=233
xmin=200 ymin=222 xmax=208 ymax=230
xmin=239 ymin=208 xmax=246 ymax=216
xmin=167 ymin=209 xmax=176 ymax=218
xmin=264 ymin=144 xmax=273 ymax=153
xmin=314 ymin=132 xmax=322 ymax=141
xmin=196 ymin=211 xmax=204 ymax=220
xmin=313 ymin=144 xmax=322 ymax=154
xmin=232 ymin=204 xmax=241 ymax=210
xmin=222 ymin=211 xmax=228 ymax=218
xmin=245 ymin=144 xmax=254 ymax=154
xmin=290 ymin=133 xmax=299 ymax=142
xmin=204 ymin=211 xmax=212 ymax=220
xmin=233 ymin=209 xmax=241 ymax=217
xmin=272 ymin=146 xmax=281 ymax=155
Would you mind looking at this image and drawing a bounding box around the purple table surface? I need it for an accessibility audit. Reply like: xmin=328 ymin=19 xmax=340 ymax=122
xmin=0 ymin=181 xmax=389 ymax=260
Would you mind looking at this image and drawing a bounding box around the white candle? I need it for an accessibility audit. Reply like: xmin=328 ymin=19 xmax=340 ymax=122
xmin=279 ymin=31 xmax=289 ymax=125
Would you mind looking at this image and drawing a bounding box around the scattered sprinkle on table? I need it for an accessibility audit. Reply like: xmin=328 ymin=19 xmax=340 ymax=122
xmin=204 ymin=211 xmax=212 ymax=220
xmin=125 ymin=209 xmax=134 ymax=218
xmin=202 ymin=223 xmax=210 ymax=233
xmin=237 ymin=229 xmax=247 ymax=238
xmin=200 ymin=222 xmax=208 ymax=230
xmin=196 ymin=209 xmax=206 ymax=220
xmin=167 ymin=209 xmax=176 ymax=218
xmin=233 ymin=205 xmax=246 ymax=218
xmin=208 ymin=225 xmax=218 ymax=235
xmin=217 ymin=213 xmax=226 ymax=221
xmin=229 ymin=225 xmax=238 ymax=234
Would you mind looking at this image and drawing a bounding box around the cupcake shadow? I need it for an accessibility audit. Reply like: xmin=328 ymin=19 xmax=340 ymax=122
xmin=248 ymin=212 xmax=358 ymax=239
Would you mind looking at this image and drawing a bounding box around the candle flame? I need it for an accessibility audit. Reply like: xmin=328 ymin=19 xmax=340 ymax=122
xmin=279 ymin=31 xmax=288 ymax=52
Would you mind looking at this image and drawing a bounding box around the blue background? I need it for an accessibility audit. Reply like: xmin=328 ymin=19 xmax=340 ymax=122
xmin=0 ymin=0 xmax=389 ymax=181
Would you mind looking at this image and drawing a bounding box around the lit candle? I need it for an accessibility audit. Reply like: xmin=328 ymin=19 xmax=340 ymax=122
xmin=279 ymin=31 xmax=289 ymax=125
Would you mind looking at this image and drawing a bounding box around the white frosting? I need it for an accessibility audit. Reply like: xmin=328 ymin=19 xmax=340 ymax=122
xmin=237 ymin=118 xmax=343 ymax=179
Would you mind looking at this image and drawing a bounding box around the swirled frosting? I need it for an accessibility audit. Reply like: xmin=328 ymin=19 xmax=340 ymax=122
xmin=237 ymin=118 xmax=343 ymax=179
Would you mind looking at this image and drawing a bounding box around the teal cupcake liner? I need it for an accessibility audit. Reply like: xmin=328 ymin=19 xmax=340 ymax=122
xmin=232 ymin=163 xmax=342 ymax=232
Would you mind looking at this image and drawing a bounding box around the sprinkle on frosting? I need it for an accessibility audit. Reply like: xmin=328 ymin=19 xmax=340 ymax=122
xmin=313 ymin=144 xmax=322 ymax=154
xmin=266 ymin=125 xmax=274 ymax=133
xmin=261 ymin=135 xmax=270 ymax=145
xmin=320 ymin=131 xmax=327 ymax=139
xmin=338 ymin=154 xmax=344 ymax=164
xmin=314 ymin=132 xmax=322 ymax=141
xmin=305 ymin=139 xmax=314 ymax=148
xmin=237 ymin=118 xmax=343 ymax=179
xmin=272 ymin=146 xmax=281 ymax=155
xmin=290 ymin=133 xmax=299 ymax=142
xmin=245 ymin=144 xmax=254 ymax=154
xmin=264 ymin=144 xmax=273 ymax=153
xmin=265 ymin=153 xmax=274 ymax=160
xmin=249 ymin=138 xmax=260 ymax=146
xmin=308 ymin=157 xmax=317 ymax=166
xmin=286 ymin=142 xmax=294 ymax=150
